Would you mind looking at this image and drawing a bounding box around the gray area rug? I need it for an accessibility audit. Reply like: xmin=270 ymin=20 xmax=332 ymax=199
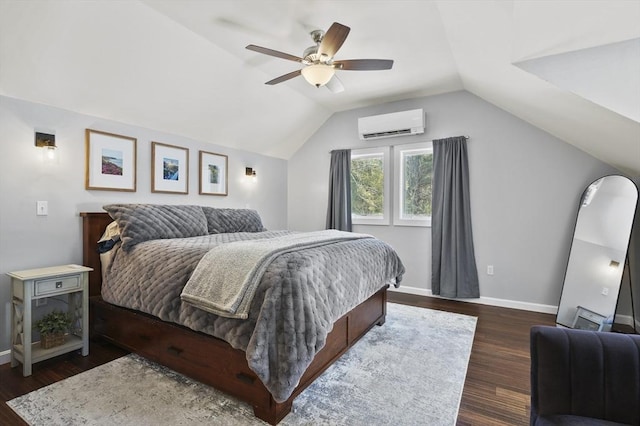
xmin=8 ymin=303 xmax=477 ymax=425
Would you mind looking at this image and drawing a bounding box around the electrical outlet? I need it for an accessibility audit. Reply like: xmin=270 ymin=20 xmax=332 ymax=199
xmin=36 ymin=200 xmax=48 ymax=216
xmin=487 ymin=265 xmax=494 ymax=275
xmin=35 ymin=298 xmax=48 ymax=307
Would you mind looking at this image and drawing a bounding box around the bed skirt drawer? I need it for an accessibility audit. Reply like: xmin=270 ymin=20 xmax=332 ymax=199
xmin=90 ymin=297 xmax=272 ymax=408
xmin=91 ymin=302 xmax=161 ymax=354
xmin=156 ymin=328 xmax=270 ymax=406
xmin=348 ymin=287 xmax=387 ymax=344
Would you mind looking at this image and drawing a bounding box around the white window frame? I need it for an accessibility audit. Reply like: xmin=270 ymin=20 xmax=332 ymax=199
xmin=393 ymin=141 xmax=433 ymax=227
xmin=351 ymin=146 xmax=391 ymax=225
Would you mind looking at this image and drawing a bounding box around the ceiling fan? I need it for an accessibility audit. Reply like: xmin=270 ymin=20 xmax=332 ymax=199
xmin=246 ymin=22 xmax=393 ymax=92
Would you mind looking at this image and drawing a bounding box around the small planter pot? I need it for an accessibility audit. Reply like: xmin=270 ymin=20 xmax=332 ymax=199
xmin=40 ymin=332 xmax=65 ymax=349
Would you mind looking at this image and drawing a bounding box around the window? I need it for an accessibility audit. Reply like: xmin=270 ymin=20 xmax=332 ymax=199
xmin=394 ymin=142 xmax=433 ymax=226
xmin=350 ymin=147 xmax=390 ymax=225
xmin=350 ymin=143 xmax=432 ymax=227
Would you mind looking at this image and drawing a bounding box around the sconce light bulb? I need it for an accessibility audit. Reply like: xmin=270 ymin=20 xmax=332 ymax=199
xmin=46 ymin=146 xmax=56 ymax=160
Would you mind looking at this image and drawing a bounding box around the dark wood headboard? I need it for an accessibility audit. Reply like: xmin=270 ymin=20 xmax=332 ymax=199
xmin=80 ymin=212 xmax=112 ymax=297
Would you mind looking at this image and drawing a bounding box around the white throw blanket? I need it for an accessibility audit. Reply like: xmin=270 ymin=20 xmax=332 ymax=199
xmin=180 ymin=230 xmax=372 ymax=319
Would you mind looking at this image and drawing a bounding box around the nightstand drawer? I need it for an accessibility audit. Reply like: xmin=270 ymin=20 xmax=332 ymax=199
xmin=34 ymin=275 xmax=80 ymax=296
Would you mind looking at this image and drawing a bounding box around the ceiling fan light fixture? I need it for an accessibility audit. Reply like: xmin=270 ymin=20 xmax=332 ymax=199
xmin=247 ymin=22 xmax=392 ymax=90
xmin=301 ymin=64 xmax=335 ymax=88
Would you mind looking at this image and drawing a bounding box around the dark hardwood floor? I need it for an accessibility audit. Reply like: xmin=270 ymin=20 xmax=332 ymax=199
xmin=0 ymin=294 xmax=555 ymax=425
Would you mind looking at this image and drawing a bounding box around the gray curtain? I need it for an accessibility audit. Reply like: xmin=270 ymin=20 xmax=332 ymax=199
xmin=431 ymin=136 xmax=479 ymax=298
xmin=326 ymin=149 xmax=352 ymax=231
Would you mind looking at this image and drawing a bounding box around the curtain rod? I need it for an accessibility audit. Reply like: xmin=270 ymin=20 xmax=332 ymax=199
xmin=329 ymin=135 xmax=470 ymax=153
xmin=431 ymin=135 xmax=470 ymax=140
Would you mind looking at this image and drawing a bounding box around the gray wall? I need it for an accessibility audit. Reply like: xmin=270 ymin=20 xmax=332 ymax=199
xmin=288 ymin=90 xmax=619 ymax=310
xmin=0 ymin=95 xmax=288 ymax=357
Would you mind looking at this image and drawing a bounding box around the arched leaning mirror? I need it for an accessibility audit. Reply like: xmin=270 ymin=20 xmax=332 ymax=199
xmin=556 ymin=175 xmax=639 ymax=331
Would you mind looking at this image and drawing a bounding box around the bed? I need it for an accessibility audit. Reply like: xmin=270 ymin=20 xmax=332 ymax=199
xmin=81 ymin=205 xmax=404 ymax=424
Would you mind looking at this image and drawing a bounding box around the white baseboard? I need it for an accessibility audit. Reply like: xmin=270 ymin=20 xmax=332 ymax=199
xmin=390 ymin=285 xmax=558 ymax=315
xmin=0 ymin=349 xmax=11 ymax=366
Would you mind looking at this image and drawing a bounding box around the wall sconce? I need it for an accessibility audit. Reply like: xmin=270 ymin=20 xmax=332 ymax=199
xmin=245 ymin=167 xmax=257 ymax=182
xmin=35 ymin=132 xmax=56 ymax=161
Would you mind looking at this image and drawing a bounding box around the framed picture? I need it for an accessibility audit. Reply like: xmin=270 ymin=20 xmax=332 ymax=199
xmin=152 ymin=142 xmax=189 ymax=194
xmin=85 ymin=129 xmax=137 ymax=192
xmin=199 ymin=151 xmax=228 ymax=196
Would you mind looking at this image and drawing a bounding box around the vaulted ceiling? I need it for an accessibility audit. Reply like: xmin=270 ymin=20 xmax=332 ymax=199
xmin=1 ymin=0 xmax=639 ymax=174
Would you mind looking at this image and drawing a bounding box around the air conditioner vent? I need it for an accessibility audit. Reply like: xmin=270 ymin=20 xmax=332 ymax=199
xmin=362 ymin=129 xmax=413 ymax=139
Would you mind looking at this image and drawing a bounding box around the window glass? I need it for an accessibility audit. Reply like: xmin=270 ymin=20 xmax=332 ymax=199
xmin=351 ymin=147 xmax=390 ymax=225
xmin=394 ymin=142 xmax=433 ymax=226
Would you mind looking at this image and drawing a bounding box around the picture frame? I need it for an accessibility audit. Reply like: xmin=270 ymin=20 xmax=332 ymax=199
xmin=199 ymin=151 xmax=228 ymax=196
xmin=151 ymin=142 xmax=189 ymax=194
xmin=85 ymin=129 xmax=137 ymax=192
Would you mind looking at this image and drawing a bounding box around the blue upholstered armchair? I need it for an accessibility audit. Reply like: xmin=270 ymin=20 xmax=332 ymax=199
xmin=530 ymin=326 xmax=640 ymax=426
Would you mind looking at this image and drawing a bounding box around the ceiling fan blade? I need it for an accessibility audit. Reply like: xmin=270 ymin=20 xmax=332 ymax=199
xmin=265 ymin=69 xmax=302 ymax=85
xmin=246 ymin=44 xmax=303 ymax=63
xmin=334 ymin=59 xmax=394 ymax=70
xmin=318 ymin=22 xmax=350 ymax=58
xmin=325 ymin=75 xmax=345 ymax=93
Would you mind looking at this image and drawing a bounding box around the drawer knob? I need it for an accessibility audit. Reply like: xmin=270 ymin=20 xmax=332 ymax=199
xmin=236 ymin=373 xmax=256 ymax=385
xmin=55 ymin=281 xmax=63 ymax=289
xmin=167 ymin=346 xmax=183 ymax=357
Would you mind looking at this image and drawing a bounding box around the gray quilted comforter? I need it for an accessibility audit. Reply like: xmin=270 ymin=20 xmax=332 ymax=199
xmin=101 ymin=230 xmax=405 ymax=402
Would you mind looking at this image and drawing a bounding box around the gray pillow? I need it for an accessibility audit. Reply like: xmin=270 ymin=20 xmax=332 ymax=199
xmin=201 ymin=207 xmax=266 ymax=234
xmin=103 ymin=204 xmax=208 ymax=251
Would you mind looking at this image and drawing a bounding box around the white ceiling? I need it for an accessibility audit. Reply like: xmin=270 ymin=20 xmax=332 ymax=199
xmin=1 ymin=0 xmax=639 ymax=174
xmin=515 ymin=38 xmax=640 ymax=124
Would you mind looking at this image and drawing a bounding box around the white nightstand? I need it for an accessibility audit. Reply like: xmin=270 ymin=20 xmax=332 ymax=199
xmin=7 ymin=264 xmax=93 ymax=376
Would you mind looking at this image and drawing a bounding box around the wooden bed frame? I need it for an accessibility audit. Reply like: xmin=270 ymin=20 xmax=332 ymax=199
xmin=81 ymin=212 xmax=388 ymax=425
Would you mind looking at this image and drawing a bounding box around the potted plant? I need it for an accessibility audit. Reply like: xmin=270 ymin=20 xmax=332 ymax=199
xmin=35 ymin=310 xmax=72 ymax=349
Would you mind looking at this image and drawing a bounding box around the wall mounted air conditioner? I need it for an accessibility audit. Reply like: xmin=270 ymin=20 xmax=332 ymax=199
xmin=357 ymin=108 xmax=425 ymax=141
